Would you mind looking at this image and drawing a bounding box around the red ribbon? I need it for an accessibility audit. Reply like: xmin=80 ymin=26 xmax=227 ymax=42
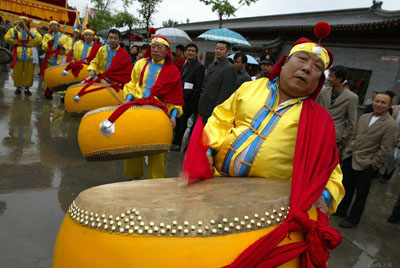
xmin=10 ymin=34 xmax=30 ymax=69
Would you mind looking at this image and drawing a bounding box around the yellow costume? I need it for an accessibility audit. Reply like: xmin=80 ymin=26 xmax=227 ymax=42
xmin=72 ymin=40 xmax=94 ymax=62
xmin=123 ymin=58 xmax=183 ymax=179
xmin=42 ymin=32 xmax=72 ymax=66
xmin=87 ymin=44 xmax=119 ymax=75
xmin=205 ymin=78 xmax=344 ymax=214
xmin=4 ymin=26 xmax=42 ymax=88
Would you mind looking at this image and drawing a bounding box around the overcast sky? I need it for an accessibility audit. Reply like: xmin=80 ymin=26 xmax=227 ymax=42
xmin=68 ymin=0 xmax=400 ymax=28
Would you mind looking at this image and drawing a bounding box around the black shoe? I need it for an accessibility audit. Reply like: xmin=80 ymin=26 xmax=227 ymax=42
xmin=15 ymin=88 xmax=21 ymax=95
xmin=24 ymin=89 xmax=32 ymax=96
xmin=388 ymin=214 xmax=400 ymax=223
xmin=170 ymin=144 xmax=181 ymax=151
xmin=339 ymin=219 xmax=356 ymax=228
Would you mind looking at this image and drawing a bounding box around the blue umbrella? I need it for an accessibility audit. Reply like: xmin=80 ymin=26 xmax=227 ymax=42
xmin=197 ymin=28 xmax=251 ymax=47
xmin=228 ymin=53 xmax=259 ymax=65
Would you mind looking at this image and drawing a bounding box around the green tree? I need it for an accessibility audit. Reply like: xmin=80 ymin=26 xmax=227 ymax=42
xmin=89 ymin=0 xmax=116 ymax=31
xmin=200 ymin=0 xmax=258 ymax=28
xmin=136 ymin=0 xmax=163 ymax=39
xmin=114 ymin=0 xmax=139 ymax=47
xmin=162 ymin=19 xmax=179 ymax=28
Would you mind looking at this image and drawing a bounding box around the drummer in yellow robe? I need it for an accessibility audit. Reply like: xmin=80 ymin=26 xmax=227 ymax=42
xmin=40 ymin=20 xmax=72 ymax=99
xmin=4 ymin=13 xmax=42 ymax=96
xmin=123 ymin=36 xmax=183 ymax=179
xmin=205 ymin=40 xmax=345 ymax=215
xmin=71 ymin=28 xmax=96 ymax=62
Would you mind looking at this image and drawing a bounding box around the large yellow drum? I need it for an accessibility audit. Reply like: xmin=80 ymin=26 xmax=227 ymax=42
xmin=53 ymin=177 xmax=314 ymax=268
xmin=44 ymin=63 xmax=89 ymax=92
xmin=65 ymin=83 xmax=125 ymax=115
xmin=78 ymin=105 xmax=173 ymax=161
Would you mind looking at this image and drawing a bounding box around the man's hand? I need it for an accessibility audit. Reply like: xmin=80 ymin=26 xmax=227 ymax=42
xmin=170 ymin=118 xmax=176 ymax=128
xmin=314 ymin=197 xmax=329 ymax=215
xmin=86 ymin=70 xmax=95 ymax=81
xmin=340 ymin=138 xmax=347 ymax=147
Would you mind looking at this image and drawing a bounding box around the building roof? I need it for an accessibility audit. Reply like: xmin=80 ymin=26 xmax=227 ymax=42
xmin=176 ymin=5 xmax=400 ymax=34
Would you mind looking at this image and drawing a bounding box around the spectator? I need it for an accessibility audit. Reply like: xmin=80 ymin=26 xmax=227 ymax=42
xmin=174 ymin=44 xmax=185 ymax=71
xmin=233 ymin=52 xmax=251 ymax=90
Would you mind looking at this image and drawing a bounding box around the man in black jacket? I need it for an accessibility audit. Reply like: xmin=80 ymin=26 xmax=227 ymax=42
xmin=172 ymin=43 xmax=205 ymax=150
xmin=198 ymin=41 xmax=237 ymax=124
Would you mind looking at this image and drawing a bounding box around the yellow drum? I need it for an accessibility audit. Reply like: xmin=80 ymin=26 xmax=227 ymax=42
xmin=78 ymin=105 xmax=173 ymax=161
xmin=44 ymin=63 xmax=89 ymax=92
xmin=65 ymin=83 xmax=125 ymax=115
xmin=54 ymin=177 xmax=315 ymax=268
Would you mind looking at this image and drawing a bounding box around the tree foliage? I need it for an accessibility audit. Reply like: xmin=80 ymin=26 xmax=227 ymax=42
xmin=136 ymin=0 xmax=162 ymax=38
xmin=89 ymin=0 xmax=116 ymax=31
xmin=114 ymin=0 xmax=139 ymax=46
xmin=162 ymin=19 xmax=179 ymax=28
xmin=200 ymin=0 xmax=258 ymax=28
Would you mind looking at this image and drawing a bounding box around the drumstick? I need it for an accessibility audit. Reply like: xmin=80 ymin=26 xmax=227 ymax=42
xmin=105 ymin=86 xmax=124 ymax=104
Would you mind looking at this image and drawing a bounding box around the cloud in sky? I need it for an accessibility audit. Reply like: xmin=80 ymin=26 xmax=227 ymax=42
xmin=69 ymin=0 xmax=400 ymax=28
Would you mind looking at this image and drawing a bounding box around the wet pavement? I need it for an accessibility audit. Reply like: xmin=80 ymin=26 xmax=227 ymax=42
xmin=0 ymin=69 xmax=399 ymax=268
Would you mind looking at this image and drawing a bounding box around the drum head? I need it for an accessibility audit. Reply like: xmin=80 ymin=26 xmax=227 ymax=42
xmin=69 ymin=177 xmax=290 ymax=237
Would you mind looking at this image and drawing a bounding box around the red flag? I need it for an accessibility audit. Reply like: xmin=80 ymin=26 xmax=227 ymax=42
xmin=181 ymin=115 xmax=214 ymax=185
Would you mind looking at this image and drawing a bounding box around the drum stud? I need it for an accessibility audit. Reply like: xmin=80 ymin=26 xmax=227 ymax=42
xmin=281 ymin=207 xmax=285 ymax=212
xmin=267 ymin=220 xmax=272 ymax=225
xmin=284 ymin=216 xmax=287 ymax=219
xmin=95 ymin=213 xmax=99 ymax=218
xmin=250 ymin=220 xmax=255 ymax=224
xmin=129 ymin=215 xmax=134 ymax=220
xmin=246 ymin=224 xmax=251 ymax=229
xmin=148 ymin=230 xmax=153 ymax=234
xmin=229 ymin=223 xmax=234 ymax=227
xmin=210 ymin=220 xmax=216 ymax=225
xmin=278 ymin=213 xmax=283 ymax=218
xmin=109 ymin=220 xmax=114 ymax=225
xmin=85 ymin=216 xmax=89 ymax=220
xmin=140 ymin=222 xmax=145 ymax=227
xmin=126 ymin=210 xmax=131 ymax=215
xmin=153 ymin=227 xmax=159 ymax=232
xmin=91 ymin=222 xmax=96 ymax=227
xmin=234 ymin=217 xmax=239 ymax=222
xmin=217 ymin=224 xmax=223 ymax=229
xmin=254 ymin=213 xmax=259 ymax=218
xmin=108 ymin=215 xmax=113 ymax=219
xmin=257 ymin=223 xmax=262 ymax=227
xmin=149 ymin=222 xmax=154 ymax=227
xmin=160 ymin=223 xmax=165 ymax=228
xmin=129 ymin=229 xmax=134 ymax=234
xmin=90 ymin=217 xmax=94 ymax=222
xmin=184 ymin=229 xmax=189 ymax=234
xmin=80 ymin=219 xmax=84 ymax=224
xmin=85 ymin=211 xmax=89 ymax=215
xmin=125 ymin=225 xmax=130 ymax=230
xmin=171 ymin=229 xmax=176 ymax=235
xmin=190 ymin=225 xmax=196 ymax=230
xmin=76 ymin=217 xmax=79 ymax=222
xmin=138 ymin=229 xmax=144 ymax=234
xmin=244 ymin=216 xmax=249 ymax=220
xmin=90 ymin=212 xmax=94 ymax=217
xmin=137 ymin=216 xmax=142 ymax=221
xmin=101 ymin=214 xmax=106 ymax=218
xmin=115 ymin=216 xmax=120 ymax=221
xmin=236 ymin=225 xmax=242 ymax=231
xmin=197 ymin=221 xmax=203 ymax=226
xmin=97 ymin=223 xmax=102 ymax=228
xmin=111 ymin=226 xmax=116 ymax=231
xmin=166 ymin=225 xmax=171 ymax=230
xmin=144 ymin=226 xmax=149 ymax=230
xmin=265 ymin=212 xmax=270 ymax=216
xmin=261 ymin=217 xmax=265 ymax=222
xmin=212 ymin=229 xmax=217 ymax=234
xmin=121 ymin=213 xmax=125 ymax=218
xmin=172 ymin=221 xmax=177 ymax=226
xmin=96 ymin=218 xmax=100 ymax=222
xmin=119 ymin=227 xmax=124 ymax=233
xmin=204 ymin=226 xmax=210 ymax=231
xmin=177 ymin=226 xmax=183 ymax=231
xmin=104 ymin=224 xmax=109 ymax=230
xmin=131 ymin=209 xmax=135 ymax=213
xmin=224 ymin=227 xmax=229 ymax=232
xmin=84 ymin=220 xmax=88 ymax=225
xmin=222 ymin=218 xmax=228 ymax=223
xmin=134 ymin=226 xmax=139 ymax=231
xmin=184 ymin=221 xmax=189 ymax=226
xmin=124 ymin=218 xmax=129 ymax=223
xmin=276 ymin=218 xmax=281 ymax=223
xmin=197 ymin=229 xmax=203 ymax=234
xmin=117 ymin=222 xmax=122 ymax=227
xmin=270 ymin=215 xmax=275 ymax=220
xmin=273 ymin=209 xmax=278 ymax=214
xmin=135 ymin=211 xmax=140 ymax=215
xmin=240 ymin=221 xmax=245 ymax=226
xmin=160 ymin=229 xmax=166 ymax=234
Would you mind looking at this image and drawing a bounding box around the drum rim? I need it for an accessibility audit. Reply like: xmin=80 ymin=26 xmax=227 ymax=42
xmin=82 ymin=105 xmax=163 ymax=118
xmin=44 ymin=63 xmax=69 ymax=72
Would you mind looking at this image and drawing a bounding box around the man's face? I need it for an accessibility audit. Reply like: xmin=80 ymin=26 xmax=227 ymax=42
xmin=215 ymin=43 xmax=229 ymax=61
xmin=327 ymin=71 xmax=341 ymax=87
xmin=151 ymin=43 xmax=169 ymax=63
xmin=176 ymin=48 xmax=184 ymax=58
xmin=131 ymin=46 xmax=138 ymax=54
xmin=373 ymin=94 xmax=391 ymax=116
xmin=83 ymin=32 xmax=94 ymax=44
xmin=108 ymin=33 xmax=121 ymax=50
xmin=234 ymin=56 xmax=245 ymax=71
xmin=184 ymin=46 xmax=197 ymax=61
xmin=260 ymin=63 xmax=272 ymax=74
xmin=73 ymin=31 xmax=81 ymax=39
xmin=279 ymin=51 xmax=325 ymax=98
xmin=50 ymin=24 xmax=59 ymax=33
